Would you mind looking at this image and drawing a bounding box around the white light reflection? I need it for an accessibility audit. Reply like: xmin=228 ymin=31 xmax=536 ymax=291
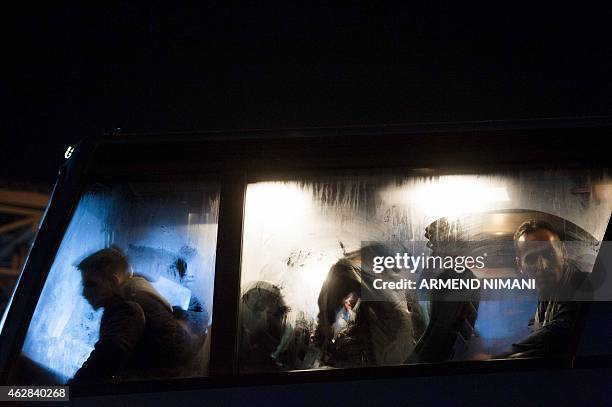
xmin=409 ymin=176 xmax=510 ymax=219
xmin=242 ymin=182 xmax=351 ymax=319
xmin=245 ymin=182 xmax=312 ymax=227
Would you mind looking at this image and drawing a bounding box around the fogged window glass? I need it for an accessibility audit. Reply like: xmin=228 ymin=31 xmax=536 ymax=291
xmin=239 ymin=170 xmax=611 ymax=372
xmin=16 ymin=181 xmax=219 ymax=384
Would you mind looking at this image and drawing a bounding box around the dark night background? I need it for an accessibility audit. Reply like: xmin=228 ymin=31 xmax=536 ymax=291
xmin=6 ymin=3 xmax=612 ymax=187
xmin=3 ymin=4 xmax=612 ymax=404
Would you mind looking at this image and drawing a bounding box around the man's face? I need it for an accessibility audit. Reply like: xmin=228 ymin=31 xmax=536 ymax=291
xmin=515 ymin=229 xmax=566 ymax=294
xmin=81 ymin=270 xmax=116 ymax=309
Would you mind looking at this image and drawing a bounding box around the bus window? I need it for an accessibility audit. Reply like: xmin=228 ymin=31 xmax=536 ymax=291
xmin=14 ymin=180 xmax=219 ymax=384
xmin=238 ymin=169 xmax=611 ymax=373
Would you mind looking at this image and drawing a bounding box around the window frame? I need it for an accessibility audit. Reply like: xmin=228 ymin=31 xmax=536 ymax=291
xmin=0 ymin=119 xmax=610 ymax=397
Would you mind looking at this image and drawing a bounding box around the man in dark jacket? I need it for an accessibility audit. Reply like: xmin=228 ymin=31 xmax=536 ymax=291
xmin=70 ymin=247 xmax=194 ymax=383
xmin=502 ymin=220 xmax=591 ymax=357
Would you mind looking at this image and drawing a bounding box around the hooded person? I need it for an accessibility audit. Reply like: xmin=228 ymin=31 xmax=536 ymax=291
xmin=316 ymin=244 xmax=424 ymax=368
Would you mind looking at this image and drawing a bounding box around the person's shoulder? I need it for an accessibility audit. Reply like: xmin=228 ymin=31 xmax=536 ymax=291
xmin=99 ymin=300 xmax=146 ymax=333
xmin=125 ymin=276 xmax=173 ymax=310
xmin=105 ymin=300 xmax=145 ymax=319
xmin=561 ymin=262 xmax=594 ymax=300
xmin=566 ymin=263 xmax=591 ymax=285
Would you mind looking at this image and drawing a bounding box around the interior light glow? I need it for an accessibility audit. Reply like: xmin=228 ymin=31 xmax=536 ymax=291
xmin=408 ymin=176 xmax=510 ymax=219
xmin=245 ymin=182 xmax=312 ymax=223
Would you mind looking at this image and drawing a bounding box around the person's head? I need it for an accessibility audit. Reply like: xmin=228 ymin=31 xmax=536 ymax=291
xmin=77 ymin=247 xmax=131 ymax=309
xmin=425 ymin=218 xmax=468 ymax=257
xmin=343 ymin=292 xmax=358 ymax=310
xmin=514 ymin=220 xmax=566 ymax=293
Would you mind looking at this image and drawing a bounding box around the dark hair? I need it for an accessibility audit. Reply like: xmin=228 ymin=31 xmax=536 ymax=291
xmin=77 ymin=246 xmax=130 ymax=277
xmin=513 ymin=219 xmax=559 ymax=243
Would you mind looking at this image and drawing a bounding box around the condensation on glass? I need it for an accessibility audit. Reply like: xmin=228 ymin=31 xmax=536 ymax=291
xmin=18 ymin=180 xmax=219 ymax=384
xmin=238 ymin=169 xmax=612 ymax=372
